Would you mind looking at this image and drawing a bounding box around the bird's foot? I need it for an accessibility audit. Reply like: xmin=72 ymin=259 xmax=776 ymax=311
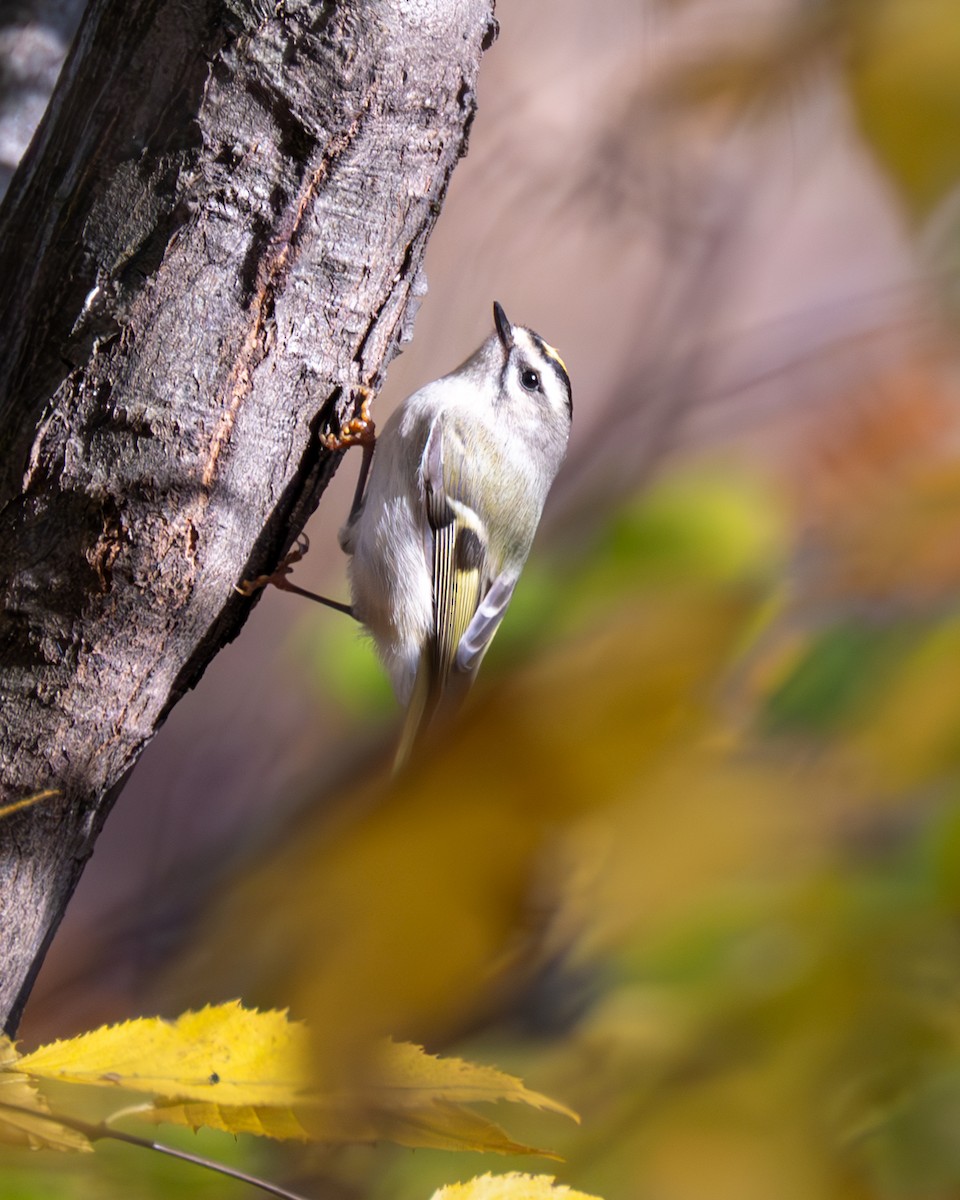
xmin=320 ymin=387 xmax=377 ymax=452
xmin=235 ymin=535 xmax=310 ymax=597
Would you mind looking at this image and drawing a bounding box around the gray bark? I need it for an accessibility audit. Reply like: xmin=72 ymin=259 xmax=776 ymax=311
xmin=0 ymin=1 xmax=88 ymax=202
xmin=0 ymin=0 xmax=497 ymax=1034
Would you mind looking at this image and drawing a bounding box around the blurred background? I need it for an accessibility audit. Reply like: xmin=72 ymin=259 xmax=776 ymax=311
xmin=7 ymin=0 xmax=960 ymax=1196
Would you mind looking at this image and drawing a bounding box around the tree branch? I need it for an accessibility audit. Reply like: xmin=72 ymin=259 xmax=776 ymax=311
xmin=0 ymin=0 xmax=497 ymax=1033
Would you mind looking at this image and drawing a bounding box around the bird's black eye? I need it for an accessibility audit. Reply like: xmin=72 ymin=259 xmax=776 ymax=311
xmin=520 ymin=368 xmax=540 ymax=392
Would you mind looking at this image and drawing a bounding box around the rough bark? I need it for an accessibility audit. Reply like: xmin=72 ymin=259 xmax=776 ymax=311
xmin=0 ymin=0 xmax=497 ymax=1034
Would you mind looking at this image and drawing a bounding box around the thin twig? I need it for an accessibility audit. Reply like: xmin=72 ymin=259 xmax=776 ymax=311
xmin=0 ymin=789 xmax=60 ymax=821
xmin=0 ymin=1100 xmax=314 ymax=1200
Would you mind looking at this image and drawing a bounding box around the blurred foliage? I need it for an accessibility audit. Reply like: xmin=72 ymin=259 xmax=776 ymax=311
xmin=308 ymin=362 xmax=960 ymax=1200
xmin=133 ymin=355 xmax=960 ymax=1200
xmin=847 ymin=0 xmax=960 ymax=217
xmin=295 ymin=604 xmax=394 ymax=720
xmin=0 ymin=1123 xmax=272 ymax=1200
xmin=658 ymin=0 xmax=960 ymax=220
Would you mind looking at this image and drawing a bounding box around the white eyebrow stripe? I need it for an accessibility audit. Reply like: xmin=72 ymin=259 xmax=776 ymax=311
xmin=511 ymin=328 xmax=540 ymax=357
xmin=514 ymin=329 xmax=568 ymax=375
xmin=540 ymin=339 xmax=568 ymax=376
xmin=510 ymin=325 xmax=572 ymax=410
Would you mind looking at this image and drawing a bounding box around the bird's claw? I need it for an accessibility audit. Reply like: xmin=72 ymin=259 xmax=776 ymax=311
xmin=319 ymin=388 xmax=377 ymax=452
xmin=236 ymin=535 xmax=310 ymax=597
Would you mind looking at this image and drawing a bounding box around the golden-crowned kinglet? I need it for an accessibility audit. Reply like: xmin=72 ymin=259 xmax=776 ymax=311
xmin=341 ymin=301 xmax=572 ymax=767
xmin=240 ymin=301 xmax=572 ymax=769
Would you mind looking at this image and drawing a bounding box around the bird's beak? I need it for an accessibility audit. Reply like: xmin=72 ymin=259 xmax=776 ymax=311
xmin=493 ymin=300 xmax=513 ymax=351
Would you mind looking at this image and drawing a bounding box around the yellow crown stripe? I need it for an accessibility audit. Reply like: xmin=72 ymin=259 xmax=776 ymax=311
xmin=541 ymin=341 xmax=568 ymax=376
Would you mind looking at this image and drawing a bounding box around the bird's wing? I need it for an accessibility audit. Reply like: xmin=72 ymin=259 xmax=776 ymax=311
xmin=394 ymin=419 xmax=493 ymax=771
xmin=422 ymin=419 xmax=490 ymax=686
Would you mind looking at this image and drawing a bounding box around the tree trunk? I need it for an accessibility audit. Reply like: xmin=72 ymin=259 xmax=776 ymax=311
xmin=0 ymin=0 xmax=497 ymax=1035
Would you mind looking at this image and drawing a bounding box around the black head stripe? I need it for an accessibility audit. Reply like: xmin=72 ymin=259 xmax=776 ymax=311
xmin=531 ymin=334 xmax=572 ymax=412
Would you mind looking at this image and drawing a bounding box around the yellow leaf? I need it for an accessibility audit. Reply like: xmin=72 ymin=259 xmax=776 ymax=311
xmin=16 ymin=1011 xmax=573 ymax=1155
xmin=320 ymin=1101 xmax=559 ymax=1157
xmin=0 ymin=1036 xmax=92 ymax=1152
xmin=431 ymin=1174 xmax=603 ymax=1200
xmin=296 ymin=1041 xmax=577 ymax=1154
xmin=15 ymin=1002 xmax=308 ymax=1107
xmin=848 ymin=0 xmax=960 ymax=214
xmin=127 ymin=1098 xmax=313 ymax=1141
xmin=366 ymin=1041 xmax=578 ymax=1122
xmin=126 ymin=1039 xmax=576 ymax=1154
xmin=139 ymin=1095 xmax=558 ymax=1156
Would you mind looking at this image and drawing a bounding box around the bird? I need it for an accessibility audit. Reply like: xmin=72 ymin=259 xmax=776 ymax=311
xmin=241 ymin=301 xmax=572 ymax=770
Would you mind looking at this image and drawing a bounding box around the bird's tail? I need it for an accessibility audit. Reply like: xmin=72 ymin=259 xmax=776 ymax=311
xmin=392 ymin=648 xmax=473 ymax=775
xmin=392 ymin=648 xmax=435 ymax=774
